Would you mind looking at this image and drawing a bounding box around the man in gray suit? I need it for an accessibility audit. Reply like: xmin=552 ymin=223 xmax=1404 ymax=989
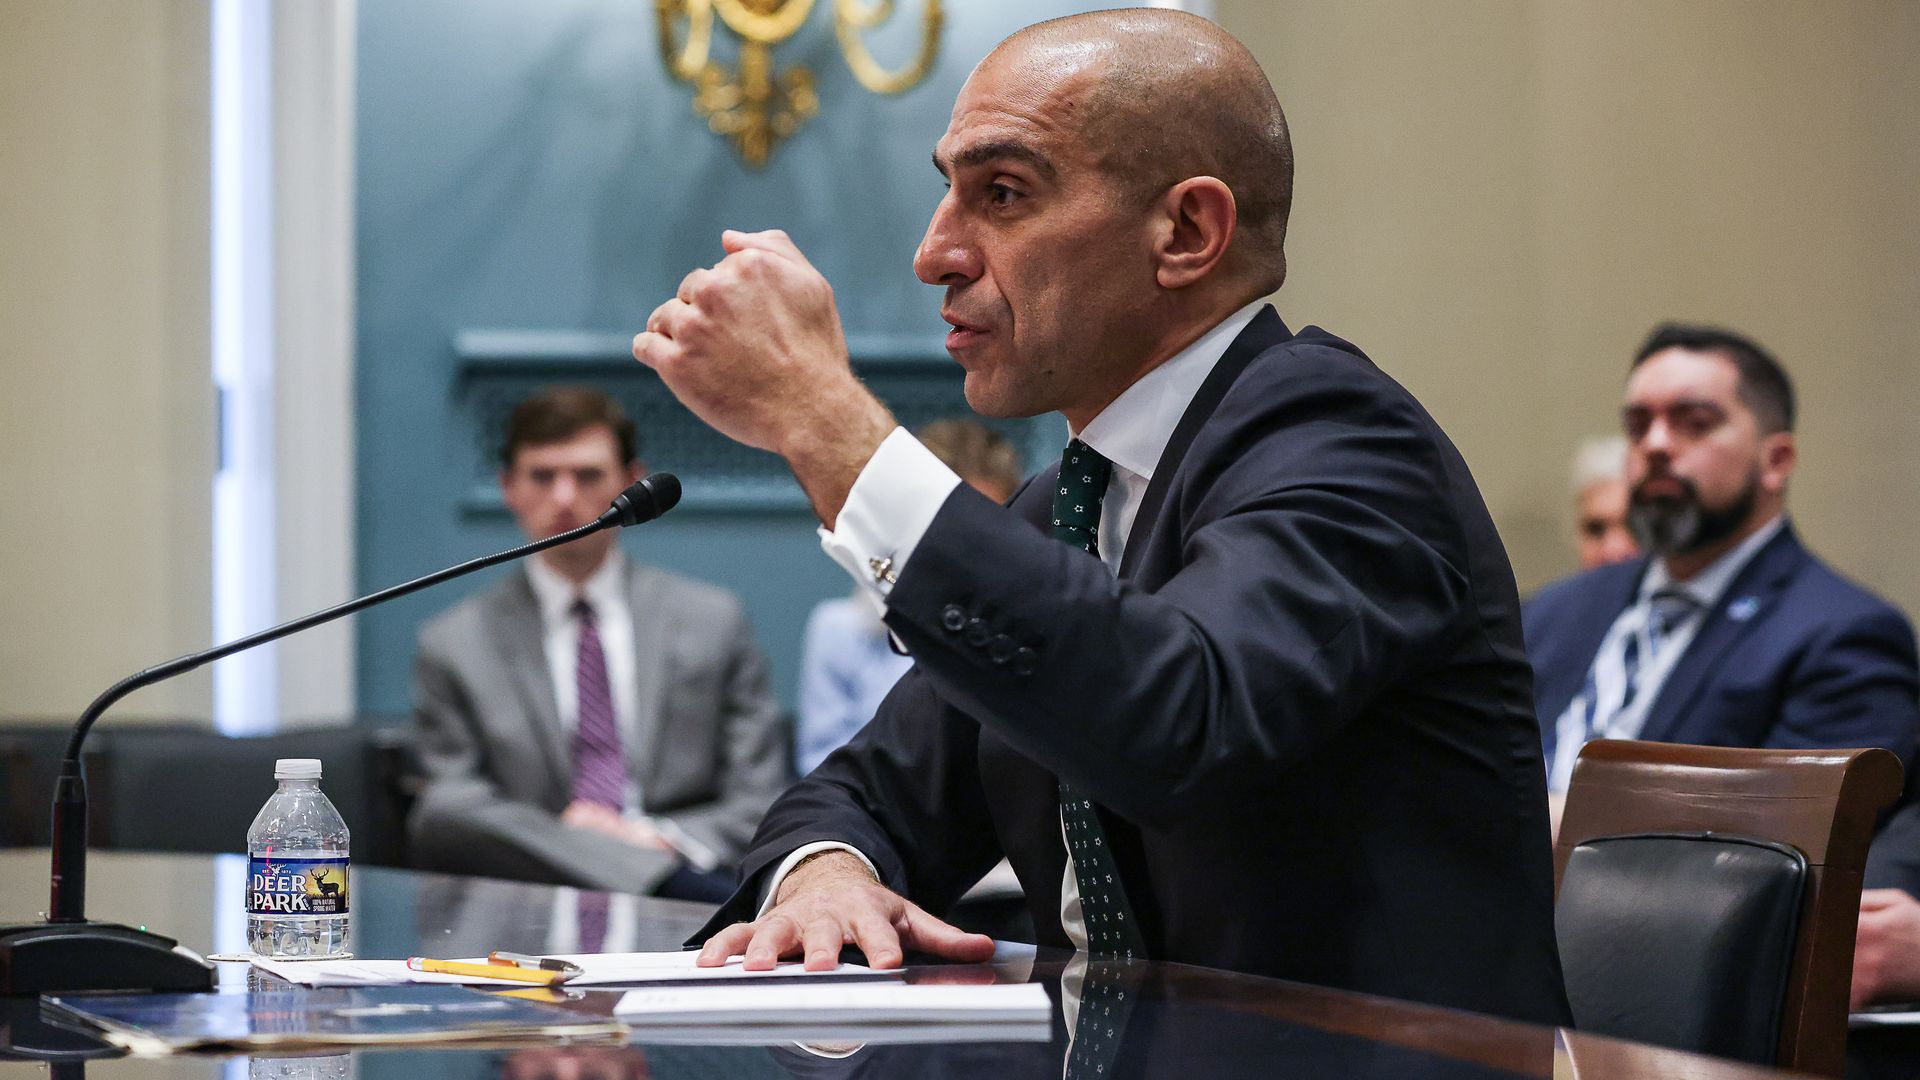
xmin=409 ymin=387 xmax=788 ymax=901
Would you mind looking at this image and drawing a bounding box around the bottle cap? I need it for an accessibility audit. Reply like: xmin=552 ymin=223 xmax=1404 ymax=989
xmin=275 ymin=758 xmax=322 ymax=780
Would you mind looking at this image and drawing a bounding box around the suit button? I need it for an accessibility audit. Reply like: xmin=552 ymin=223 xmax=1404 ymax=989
xmin=941 ymin=604 xmax=967 ymax=632
xmin=1011 ymin=647 xmax=1038 ymax=675
xmin=965 ymin=618 xmax=992 ymax=648
xmin=989 ymin=635 xmax=1016 ymax=664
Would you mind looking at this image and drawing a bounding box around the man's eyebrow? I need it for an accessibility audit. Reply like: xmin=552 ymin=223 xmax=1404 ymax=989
xmin=1626 ymin=396 xmax=1725 ymax=412
xmin=931 ymin=140 xmax=1057 ymax=181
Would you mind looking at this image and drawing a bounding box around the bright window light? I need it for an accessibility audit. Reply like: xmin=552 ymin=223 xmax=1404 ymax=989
xmin=211 ymin=0 xmax=277 ymax=736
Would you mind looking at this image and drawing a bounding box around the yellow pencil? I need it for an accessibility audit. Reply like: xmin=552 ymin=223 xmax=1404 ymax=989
xmin=405 ymin=956 xmax=568 ymax=985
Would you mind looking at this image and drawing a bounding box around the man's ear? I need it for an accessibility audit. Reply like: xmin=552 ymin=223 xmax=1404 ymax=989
xmin=628 ymin=459 xmax=646 ymax=485
xmin=1760 ymin=432 xmax=1796 ymax=495
xmin=1154 ymin=176 xmax=1236 ymax=290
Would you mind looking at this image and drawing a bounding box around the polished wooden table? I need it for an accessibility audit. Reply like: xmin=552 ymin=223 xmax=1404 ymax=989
xmin=0 ymin=850 xmax=1811 ymax=1078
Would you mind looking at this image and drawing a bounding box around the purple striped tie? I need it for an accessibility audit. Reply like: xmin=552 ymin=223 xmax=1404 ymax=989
xmin=571 ymin=599 xmax=625 ymax=811
xmin=577 ymin=890 xmax=610 ymax=953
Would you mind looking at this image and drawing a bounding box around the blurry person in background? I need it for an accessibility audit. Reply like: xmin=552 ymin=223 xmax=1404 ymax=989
xmin=795 ymin=418 xmax=1025 ymax=774
xmin=1569 ymin=434 xmax=1638 ymax=570
xmin=409 ymin=387 xmax=788 ymax=907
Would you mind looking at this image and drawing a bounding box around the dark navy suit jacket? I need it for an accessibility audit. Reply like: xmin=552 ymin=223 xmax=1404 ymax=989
xmin=1525 ymin=525 xmax=1919 ymax=770
xmin=698 ymin=308 xmax=1570 ymax=1027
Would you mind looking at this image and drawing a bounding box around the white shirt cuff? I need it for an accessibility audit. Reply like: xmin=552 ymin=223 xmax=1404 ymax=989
xmin=818 ymin=427 xmax=963 ymax=614
xmin=757 ymin=842 xmax=881 ymax=917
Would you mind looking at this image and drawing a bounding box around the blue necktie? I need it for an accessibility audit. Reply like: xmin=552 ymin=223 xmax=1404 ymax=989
xmin=1576 ymin=585 xmax=1701 ymax=743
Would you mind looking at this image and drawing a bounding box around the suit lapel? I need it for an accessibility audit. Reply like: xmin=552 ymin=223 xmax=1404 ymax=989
xmin=493 ymin=572 xmax=572 ymax=799
xmin=1118 ymin=306 xmax=1291 ymax=580
xmin=624 ymin=562 xmax=669 ymax=803
xmin=1639 ymin=526 xmax=1805 ymax=743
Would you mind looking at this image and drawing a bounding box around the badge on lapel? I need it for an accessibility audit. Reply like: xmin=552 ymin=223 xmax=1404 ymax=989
xmin=1726 ymin=595 xmax=1762 ymax=622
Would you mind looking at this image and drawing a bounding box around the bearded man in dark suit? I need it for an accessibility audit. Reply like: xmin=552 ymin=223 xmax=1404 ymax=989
xmin=1525 ymin=325 xmax=1917 ymax=833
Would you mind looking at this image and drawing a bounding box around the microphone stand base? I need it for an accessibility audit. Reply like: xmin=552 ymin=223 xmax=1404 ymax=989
xmin=0 ymin=920 xmax=214 ymax=996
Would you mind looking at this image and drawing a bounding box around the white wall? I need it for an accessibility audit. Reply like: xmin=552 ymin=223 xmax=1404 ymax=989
xmin=270 ymin=0 xmax=358 ymax=726
xmin=1219 ymin=0 xmax=1920 ymax=609
xmin=0 ymin=0 xmax=358 ymax=728
xmin=0 ymin=0 xmax=215 ymax=722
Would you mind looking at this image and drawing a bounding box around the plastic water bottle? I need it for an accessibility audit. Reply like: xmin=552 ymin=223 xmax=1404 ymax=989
xmin=246 ymin=758 xmax=350 ymax=958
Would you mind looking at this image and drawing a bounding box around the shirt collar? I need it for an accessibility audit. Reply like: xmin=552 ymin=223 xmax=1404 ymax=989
xmin=525 ymin=547 xmax=627 ymax=625
xmin=1640 ymin=515 xmax=1785 ymax=609
xmin=1074 ymin=299 xmax=1266 ymax=481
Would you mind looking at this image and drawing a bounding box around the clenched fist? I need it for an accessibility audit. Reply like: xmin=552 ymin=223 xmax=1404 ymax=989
xmin=632 ymin=230 xmax=896 ymax=525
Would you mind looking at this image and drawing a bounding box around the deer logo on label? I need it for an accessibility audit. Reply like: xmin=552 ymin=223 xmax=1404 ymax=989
xmin=312 ymin=868 xmax=341 ymax=899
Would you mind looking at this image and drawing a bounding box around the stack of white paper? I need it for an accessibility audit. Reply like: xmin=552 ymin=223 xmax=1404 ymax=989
xmin=253 ymin=950 xmax=898 ymax=988
xmin=614 ymin=982 xmax=1052 ymax=1025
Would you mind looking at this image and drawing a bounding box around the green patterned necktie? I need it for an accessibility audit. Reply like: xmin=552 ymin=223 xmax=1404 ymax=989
xmin=1052 ymin=439 xmax=1147 ymax=959
xmin=1052 ymin=439 xmax=1112 ymax=557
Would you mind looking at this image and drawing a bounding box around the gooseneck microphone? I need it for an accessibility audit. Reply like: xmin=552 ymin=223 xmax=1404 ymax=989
xmin=597 ymin=471 xmax=680 ymax=528
xmin=0 ymin=474 xmax=681 ymax=996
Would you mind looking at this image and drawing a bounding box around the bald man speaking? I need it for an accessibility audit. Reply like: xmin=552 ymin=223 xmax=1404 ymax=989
xmin=634 ymin=11 xmax=1567 ymax=1023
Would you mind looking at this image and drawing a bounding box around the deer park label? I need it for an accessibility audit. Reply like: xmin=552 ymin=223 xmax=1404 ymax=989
xmin=246 ymin=857 xmax=349 ymax=916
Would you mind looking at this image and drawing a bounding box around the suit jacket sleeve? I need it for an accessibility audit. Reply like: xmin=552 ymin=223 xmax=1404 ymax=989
xmin=1765 ymin=604 xmax=1920 ymax=767
xmin=695 ymin=347 xmax=1482 ymax=940
xmin=881 ymin=353 xmax=1477 ymax=828
xmin=408 ymin=625 xmax=678 ymax=894
xmin=654 ymin=597 xmax=792 ymax=861
xmin=702 ymin=663 xmax=1008 ymax=934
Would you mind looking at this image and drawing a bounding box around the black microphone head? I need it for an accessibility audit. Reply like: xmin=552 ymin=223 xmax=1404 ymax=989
xmin=600 ymin=473 xmax=682 ymax=528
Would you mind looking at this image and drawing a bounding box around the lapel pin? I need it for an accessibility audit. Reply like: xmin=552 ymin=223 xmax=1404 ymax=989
xmin=1727 ymin=596 xmax=1761 ymax=622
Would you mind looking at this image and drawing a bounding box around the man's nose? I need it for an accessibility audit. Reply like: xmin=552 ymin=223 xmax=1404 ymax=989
xmin=913 ymin=198 xmax=979 ymax=286
xmin=1638 ymin=417 xmax=1674 ymax=455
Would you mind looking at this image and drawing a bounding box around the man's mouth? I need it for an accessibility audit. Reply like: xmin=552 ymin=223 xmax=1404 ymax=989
xmin=942 ymin=311 xmax=989 ymax=349
xmin=1634 ymin=475 xmax=1688 ymax=501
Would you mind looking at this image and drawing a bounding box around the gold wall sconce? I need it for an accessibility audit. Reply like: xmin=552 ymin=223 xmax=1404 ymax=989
xmin=656 ymin=0 xmax=944 ymax=167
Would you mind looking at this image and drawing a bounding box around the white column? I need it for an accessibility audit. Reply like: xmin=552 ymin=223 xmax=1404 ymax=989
xmin=211 ymin=0 xmax=358 ymax=733
xmin=211 ymin=0 xmax=278 ymax=735
xmin=272 ymin=0 xmax=358 ymax=728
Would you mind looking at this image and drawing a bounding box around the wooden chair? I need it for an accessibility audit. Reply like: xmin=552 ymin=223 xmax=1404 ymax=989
xmin=1554 ymin=739 xmax=1903 ymax=1076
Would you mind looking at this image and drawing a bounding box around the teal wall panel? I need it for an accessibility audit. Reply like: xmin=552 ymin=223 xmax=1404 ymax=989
xmin=355 ymin=0 xmax=1104 ymax=717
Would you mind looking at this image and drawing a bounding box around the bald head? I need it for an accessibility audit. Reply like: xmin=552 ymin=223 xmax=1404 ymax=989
xmin=984 ymin=10 xmax=1294 ymax=293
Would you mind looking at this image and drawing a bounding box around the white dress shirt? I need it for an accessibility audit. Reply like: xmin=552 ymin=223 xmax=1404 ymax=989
xmin=524 ymin=549 xmax=642 ymax=812
xmin=766 ymin=300 xmax=1268 ymax=950
xmin=1545 ymin=515 xmax=1786 ymax=792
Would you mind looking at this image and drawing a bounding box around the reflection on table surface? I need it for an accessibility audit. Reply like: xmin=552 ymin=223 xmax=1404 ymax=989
xmin=0 ymin=850 xmax=1800 ymax=1078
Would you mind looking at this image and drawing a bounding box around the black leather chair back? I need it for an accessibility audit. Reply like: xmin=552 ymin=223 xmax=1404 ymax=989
xmin=0 ymin=736 xmax=33 ymax=846
xmin=0 ymin=723 xmax=417 ymax=867
xmin=0 ymin=726 xmax=107 ymax=848
xmin=1557 ymin=832 xmax=1806 ymax=1065
xmin=88 ymin=726 xmax=416 ymax=867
